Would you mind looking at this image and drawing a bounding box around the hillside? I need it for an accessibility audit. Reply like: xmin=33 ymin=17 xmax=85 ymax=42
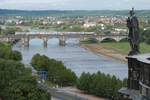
xmin=0 ymin=9 xmax=150 ymax=17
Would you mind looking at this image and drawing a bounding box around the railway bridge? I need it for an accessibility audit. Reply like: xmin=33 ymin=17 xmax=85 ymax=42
xmin=0 ymin=32 xmax=128 ymax=47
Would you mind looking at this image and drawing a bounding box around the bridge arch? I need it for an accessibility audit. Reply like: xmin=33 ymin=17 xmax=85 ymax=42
xmin=29 ymin=39 xmax=44 ymax=46
xmin=118 ymin=38 xmax=128 ymax=42
xmin=80 ymin=37 xmax=98 ymax=43
xmin=47 ymin=38 xmax=59 ymax=46
xmin=100 ymin=37 xmax=117 ymax=42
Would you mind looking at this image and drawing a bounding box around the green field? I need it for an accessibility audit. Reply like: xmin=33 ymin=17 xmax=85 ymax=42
xmin=99 ymin=42 xmax=150 ymax=54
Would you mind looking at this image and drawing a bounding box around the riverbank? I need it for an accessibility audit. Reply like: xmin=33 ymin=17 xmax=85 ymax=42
xmin=81 ymin=42 xmax=150 ymax=63
xmin=81 ymin=44 xmax=127 ymax=63
xmin=58 ymin=87 xmax=107 ymax=100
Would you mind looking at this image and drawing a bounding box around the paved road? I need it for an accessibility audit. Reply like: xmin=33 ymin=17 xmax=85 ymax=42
xmin=27 ymin=64 xmax=106 ymax=100
xmin=38 ymin=83 xmax=89 ymax=100
xmin=38 ymin=83 xmax=106 ymax=100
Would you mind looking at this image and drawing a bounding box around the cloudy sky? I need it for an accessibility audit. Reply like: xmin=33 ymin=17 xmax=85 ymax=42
xmin=0 ymin=0 xmax=150 ymax=10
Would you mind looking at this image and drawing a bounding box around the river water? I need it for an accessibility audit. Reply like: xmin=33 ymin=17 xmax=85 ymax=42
xmin=13 ymin=38 xmax=128 ymax=80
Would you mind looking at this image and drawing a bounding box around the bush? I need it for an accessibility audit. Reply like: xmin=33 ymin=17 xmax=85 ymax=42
xmin=0 ymin=43 xmax=22 ymax=61
xmin=11 ymin=50 xmax=22 ymax=61
xmin=77 ymin=71 xmax=127 ymax=100
xmin=140 ymin=29 xmax=150 ymax=45
xmin=31 ymin=54 xmax=77 ymax=86
xmin=0 ymin=43 xmax=50 ymax=100
xmin=0 ymin=59 xmax=50 ymax=100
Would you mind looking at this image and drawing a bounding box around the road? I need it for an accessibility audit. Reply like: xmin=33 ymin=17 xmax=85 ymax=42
xmin=26 ymin=62 xmax=107 ymax=100
xmin=38 ymin=83 xmax=107 ymax=100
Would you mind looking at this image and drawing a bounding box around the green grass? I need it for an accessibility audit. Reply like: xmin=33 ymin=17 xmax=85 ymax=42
xmin=80 ymin=39 xmax=99 ymax=44
xmin=99 ymin=42 xmax=150 ymax=54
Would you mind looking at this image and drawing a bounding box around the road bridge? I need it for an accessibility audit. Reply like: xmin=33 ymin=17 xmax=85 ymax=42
xmin=0 ymin=32 xmax=127 ymax=47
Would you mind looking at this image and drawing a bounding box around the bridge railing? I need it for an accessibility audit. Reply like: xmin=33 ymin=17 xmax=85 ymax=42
xmin=15 ymin=32 xmax=95 ymax=35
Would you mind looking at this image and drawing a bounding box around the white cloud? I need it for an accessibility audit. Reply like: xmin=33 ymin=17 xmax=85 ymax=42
xmin=0 ymin=0 xmax=150 ymax=10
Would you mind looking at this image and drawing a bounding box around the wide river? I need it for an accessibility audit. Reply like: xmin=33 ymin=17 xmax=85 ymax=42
xmin=13 ymin=38 xmax=128 ymax=80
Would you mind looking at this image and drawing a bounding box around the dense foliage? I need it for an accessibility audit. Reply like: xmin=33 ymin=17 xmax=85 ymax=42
xmin=140 ymin=29 xmax=150 ymax=45
xmin=0 ymin=27 xmax=23 ymax=35
xmin=0 ymin=43 xmax=22 ymax=61
xmin=31 ymin=54 xmax=77 ymax=86
xmin=77 ymin=72 xmax=127 ymax=100
xmin=0 ymin=43 xmax=50 ymax=100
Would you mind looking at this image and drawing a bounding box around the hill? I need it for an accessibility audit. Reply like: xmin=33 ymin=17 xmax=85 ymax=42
xmin=0 ymin=9 xmax=150 ymax=17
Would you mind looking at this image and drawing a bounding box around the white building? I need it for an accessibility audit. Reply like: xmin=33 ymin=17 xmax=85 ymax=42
xmin=83 ymin=22 xmax=96 ymax=28
xmin=56 ymin=21 xmax=64 ymax=25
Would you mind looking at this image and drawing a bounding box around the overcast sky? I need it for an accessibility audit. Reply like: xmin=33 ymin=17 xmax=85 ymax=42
xmin=0 ymin=0 xmax=150 ymax=10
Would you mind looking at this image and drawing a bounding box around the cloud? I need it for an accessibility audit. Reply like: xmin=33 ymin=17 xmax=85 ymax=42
xmin=0 ymin=0 xmax=150 ymax=10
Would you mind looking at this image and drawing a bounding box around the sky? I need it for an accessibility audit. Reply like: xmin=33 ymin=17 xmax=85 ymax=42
xmin=0 ymin=0 xmax=150 ymax=10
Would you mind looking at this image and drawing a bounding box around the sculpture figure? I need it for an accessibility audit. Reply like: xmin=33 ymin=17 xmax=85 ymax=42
xmin=127 ymin=8 xmax=140 ymax=55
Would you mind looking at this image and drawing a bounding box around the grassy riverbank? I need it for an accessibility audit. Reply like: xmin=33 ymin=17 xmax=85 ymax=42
xmin=81 ymin=42 xmax=150 ymax=62
xmin=99 ymin=42 xmax=150 ymax=54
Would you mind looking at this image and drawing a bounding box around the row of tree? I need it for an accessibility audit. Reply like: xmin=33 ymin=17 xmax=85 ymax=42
xmin=31 ymin=54 xmax=77 ymax=86
xmin=77 ymin=72 xmax=127 ymax=100
xmin=0 ymin=43 xmax=50 ymax=100
xmin=0 ymin=27 xmax=23 ymax=35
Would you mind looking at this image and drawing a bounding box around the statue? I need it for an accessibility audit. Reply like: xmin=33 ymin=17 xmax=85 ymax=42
xmin=127 ymin=8 xmax=140 ymax=55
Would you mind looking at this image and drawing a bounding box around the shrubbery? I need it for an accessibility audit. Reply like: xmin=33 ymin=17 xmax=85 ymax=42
xmin=0 ymin=43 xmax=50 ymax=100
xmin=0 ymin=27 xmax=23 ymax=35
xmin=0 ymin=43 xmax=22 ymax=61
xmin=77 ymin=71 xmax=127 ymax=100
xmin=31 ymin=54 xmax=77 ymax=86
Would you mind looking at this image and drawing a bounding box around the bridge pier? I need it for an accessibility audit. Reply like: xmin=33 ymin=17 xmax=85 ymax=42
xmin=96 ymin=36 xmax=103 ymax=42
xmin=59 ymin=37 xmax=66 ymax=46
xmin=79 ymin=36 xmax=88 ymax=42
xmin=43 ymin=38 xmax=48 ymax=48
xmin=21 ymin=38 xmax=29 ymax=47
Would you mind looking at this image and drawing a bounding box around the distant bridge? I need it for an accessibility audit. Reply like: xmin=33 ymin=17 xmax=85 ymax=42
xmin=0 ymin=32 xmax=128 ymax=47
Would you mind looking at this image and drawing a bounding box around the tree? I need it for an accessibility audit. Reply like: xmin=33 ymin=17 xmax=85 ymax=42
xmin=31 ymin=54 xmax=49 ymax=71
xmin=77 ymin=71 xmax=126 ymax=100
xmin=0 ymin=43 xmax=22 ymax=61
xmin=0 ymin=43 xmax=50 ymax=100
xmin=5 ymin=75 xmax=50 ymax=100
xmin=0 ymin=43 xmax=12 ymax=60
xmin=11 ymin=50 xmax=22 ymax=61
xmin=143 ymin=29 xmax=150 ymax=44
xmin=31 ymin=54 xmax=77 ymax=86
xmin=77 ymin=72 xmax=91 ymax=92
xmin=0 ymin=59 xmax=50 ymax=100
xmin=3 ymin=27 xmax=16 ymax=35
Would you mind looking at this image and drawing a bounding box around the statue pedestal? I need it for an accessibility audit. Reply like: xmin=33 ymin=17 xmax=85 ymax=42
xmin=128 ymin=50 xmax=140 ymax=56
xmin=119 ymin=53 xmax=150 ymax=100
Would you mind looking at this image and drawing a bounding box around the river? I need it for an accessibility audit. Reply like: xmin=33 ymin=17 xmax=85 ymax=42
xmin=13 ymin=38 xmax=128 ymax=80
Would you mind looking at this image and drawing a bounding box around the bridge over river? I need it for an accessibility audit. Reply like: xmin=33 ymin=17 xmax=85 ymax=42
xmin=0 ymin=32 xmax=127 ymax=47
